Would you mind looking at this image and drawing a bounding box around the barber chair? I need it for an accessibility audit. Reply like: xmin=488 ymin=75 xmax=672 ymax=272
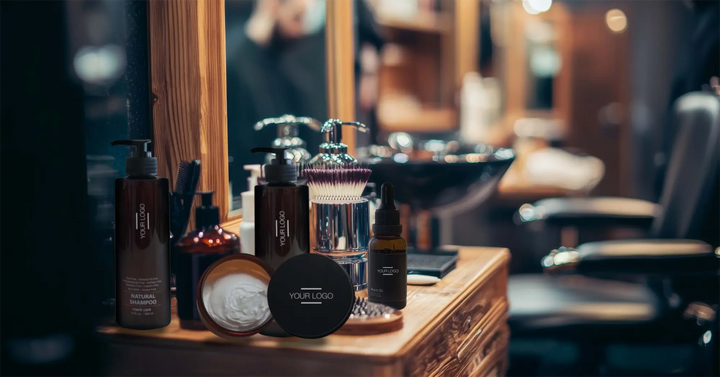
xmin=508 ymin=91 xmax=720 ymax=375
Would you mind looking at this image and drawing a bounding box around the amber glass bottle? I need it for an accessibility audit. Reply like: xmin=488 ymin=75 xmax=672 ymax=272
xmin=112 ymin=139 xmax=171 ymax=330
xmin=176 ymin=192 xmax=240 ymax=330
xmin=368 ymin=183 xmax=407 ymax=310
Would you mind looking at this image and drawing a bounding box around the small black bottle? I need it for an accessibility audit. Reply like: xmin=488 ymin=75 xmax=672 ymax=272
xmin=111 ymin=139 xmax=171 ymax=329
xmin=251 ymin=147 xmax=309 ymax=271
xmin=368 ymin=183 xmax=407 ymax=310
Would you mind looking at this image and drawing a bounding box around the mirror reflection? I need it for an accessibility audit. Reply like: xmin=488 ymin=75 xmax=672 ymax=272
xmin=225 ymin=0 xmax=328 ymax=210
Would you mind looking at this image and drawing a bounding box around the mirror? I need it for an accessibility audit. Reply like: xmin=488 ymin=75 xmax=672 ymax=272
xmin=360 ymin=0 xmax=575 ymax=149
xmin=500 ymin=0 xmax=569 ymax=126
xmin=371 ymin=0 xmax=461 ymax=140
xmin=225 ymin=0 xmax=382 ymax=215
xmin=225 ymin=0 xmax=328 ymax=211
xmin=523 ymin=20 xmax=559 ymax=110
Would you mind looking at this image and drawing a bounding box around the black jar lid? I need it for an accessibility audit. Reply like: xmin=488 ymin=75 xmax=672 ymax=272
xmin=267 ymin=253 xmax=355 ymax=339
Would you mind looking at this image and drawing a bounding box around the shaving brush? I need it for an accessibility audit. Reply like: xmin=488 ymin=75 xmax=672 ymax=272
xmin=304 ymin=163 xmax=372 ymax=201
xmin=306 ymin=163 xmax=372 ymax=291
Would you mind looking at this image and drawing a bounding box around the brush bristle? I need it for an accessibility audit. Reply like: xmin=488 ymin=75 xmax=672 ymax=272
xmin=350 ymin=297 xmax=397 ymax=319
xmin=305 ymin=164 xmax=371 ymax=201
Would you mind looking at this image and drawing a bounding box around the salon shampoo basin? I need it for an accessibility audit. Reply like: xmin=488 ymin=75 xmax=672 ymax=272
xmin=364 ymin=145 xmax=515 ymax=214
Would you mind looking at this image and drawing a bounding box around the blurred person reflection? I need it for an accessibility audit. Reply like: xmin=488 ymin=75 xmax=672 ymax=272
xmin=226 ymin=0 xmax=383 ymax=203
xmin=226 ymin=0 xmax=327 ymax=200
xmin=657 ymin=0 xmax=719 ymax=191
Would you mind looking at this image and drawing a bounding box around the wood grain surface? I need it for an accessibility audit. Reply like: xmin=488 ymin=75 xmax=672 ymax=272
xmin=149 ymin=0 xmax=230 ymax=221
xmin=100 ymin=247 xmax=510 ymax=376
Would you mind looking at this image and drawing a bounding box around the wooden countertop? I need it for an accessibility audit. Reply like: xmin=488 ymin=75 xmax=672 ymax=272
xmin=100 ymin=247 xmax=511 ymax=376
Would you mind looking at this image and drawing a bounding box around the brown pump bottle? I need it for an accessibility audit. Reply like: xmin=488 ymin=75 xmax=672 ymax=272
xmin=252 ymin=147 xmax=309 ymax=271
xmin=112 ymin=140 xmax=171 ymax=330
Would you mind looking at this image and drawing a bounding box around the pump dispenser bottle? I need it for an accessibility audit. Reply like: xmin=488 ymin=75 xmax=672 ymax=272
xmin=111 ymin=139 xmax=171 ymax=329
xmin=368 ymin=183 xmax=407 ymax=310
xmin=240 ymin=165 xmax=262 ymax=255
xmin=176 ymin=191 xmax=240 ymax=330
xmin=251 ymin=147 xmax=309 ymax=271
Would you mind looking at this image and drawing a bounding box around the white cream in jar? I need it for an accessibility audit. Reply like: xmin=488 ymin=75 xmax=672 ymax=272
xmin=201 ymin=264 xmax=271 ymax=333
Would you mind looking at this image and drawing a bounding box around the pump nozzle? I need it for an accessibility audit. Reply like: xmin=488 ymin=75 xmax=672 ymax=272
xmin=195 ymin=191 xmax=220 ymax=229
xmin=251 ymin=147 xmax=291 ymax=164
xmin=111 ymin=139 xmax=157 ymax=176
xmin=243 ymin=164 xmax=262 ymax=191
xmin=320 ymin=119 xmax=368 ymax=146
xmin=199 ymin=192 xmax=213 ymax=207
xmin=253 ymin=114 xmax=321 ymax=137
xmin=309 ymin=120 xmax=368 ymax=166
xmin=110 ymin=139 xmax=151 ymax=156
xmin=251 ymin=147 xmax=297 ymax=184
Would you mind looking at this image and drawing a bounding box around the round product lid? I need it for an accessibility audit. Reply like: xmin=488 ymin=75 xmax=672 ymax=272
xmin=267 ymin=253 xmax=355 ymax=339
xmin=196 ymin=254 xmax=275 ymax=339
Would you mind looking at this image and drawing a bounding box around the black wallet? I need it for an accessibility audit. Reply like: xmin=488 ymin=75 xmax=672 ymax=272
xmin=407 ymin=253 xmax=458 ymax=278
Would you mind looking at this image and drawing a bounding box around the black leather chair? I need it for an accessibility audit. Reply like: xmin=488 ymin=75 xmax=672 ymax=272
xmin=508 ymin=91 xmax=720 ymax=375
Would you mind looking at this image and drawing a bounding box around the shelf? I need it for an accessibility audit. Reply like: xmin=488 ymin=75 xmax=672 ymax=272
xmin=379 ymin=107 xmax=457 ymax=132
xmin=377 ymin=13 xmax=451 ymax=34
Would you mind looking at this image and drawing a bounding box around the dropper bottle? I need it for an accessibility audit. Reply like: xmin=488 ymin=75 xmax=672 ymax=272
xmin=175 ymin=191 xmax=240 ymax=330
xmin=368 ymin=183 xmax=407 ymax=310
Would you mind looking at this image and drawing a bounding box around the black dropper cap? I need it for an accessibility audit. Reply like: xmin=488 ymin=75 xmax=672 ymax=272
xmin=110 ymin=139 xmax=157 ymax=176
xmin=251 ymin=147 xmax=297 ymax=184
xmin=372 ymin=183 xmax=402 ymax=236
xmin=195 ymin=191 xmax=220 ymax=229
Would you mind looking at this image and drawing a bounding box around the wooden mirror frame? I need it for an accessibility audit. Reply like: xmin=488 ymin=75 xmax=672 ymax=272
xmin=503 ymin=1 xmax=571 ymax=129
xmin=149 ymin=0 xmax=355 ymax=229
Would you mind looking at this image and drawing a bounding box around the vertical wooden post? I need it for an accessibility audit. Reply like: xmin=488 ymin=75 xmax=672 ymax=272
xmin=325 ymin=0 xmax=356 ymax=155
xmin=454 ymin=0 xmax=480 ymax=87
xmin=149 ymin=0 xmax=230 ymax=221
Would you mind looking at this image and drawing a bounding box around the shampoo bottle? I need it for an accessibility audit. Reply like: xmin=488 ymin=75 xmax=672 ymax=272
xmin=368 ymin=183 xmax=407 ymax=310
xmin=111 ymin=139 xmax=171 ymax=329
xmin=240 ymin=165 xmax=262 ymax=255
xmin=251 ymin=147 xmax=309 ymax=271
xmin=176 ymin=191 xmax=240 ymax=330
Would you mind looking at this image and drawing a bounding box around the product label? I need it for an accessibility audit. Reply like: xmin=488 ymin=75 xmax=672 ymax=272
xmin=121 ymin=276 xmax=163 ymax=316
xmin=288 ymin=288 xmax=334 ymax=304
xmin=136 ymin=203 xmax=150 ymax=240
xmin=276 ymin=210 xmax=289 ymax=247
xmin=368 ymin=251 xmax=407 ymax=303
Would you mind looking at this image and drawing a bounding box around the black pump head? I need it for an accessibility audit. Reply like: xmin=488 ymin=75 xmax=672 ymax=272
xmin=251 ymin=147 xmax=297 ymax=184
xmin=195 ymin=191 xmax=220 ymax=229
xmin=373 ymin=182 xmax=402 ymax=236
xmin=111 ymin=139 xmax=157 ymax=176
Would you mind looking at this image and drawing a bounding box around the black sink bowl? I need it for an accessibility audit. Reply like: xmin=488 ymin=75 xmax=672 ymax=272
xmin=365 ymin=148 xmax=515 ymax=213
